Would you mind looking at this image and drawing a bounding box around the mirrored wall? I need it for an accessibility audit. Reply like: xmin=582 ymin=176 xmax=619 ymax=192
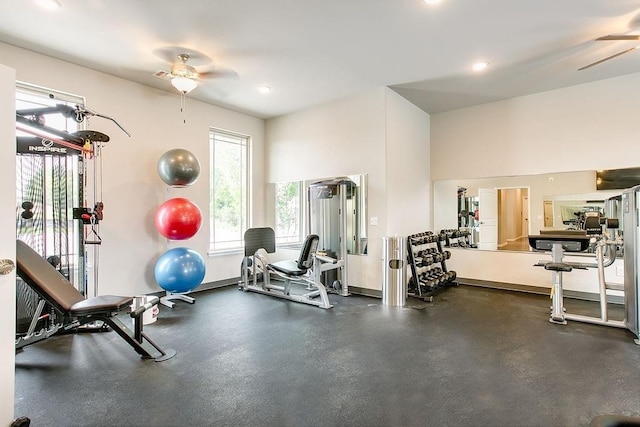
xmin=434 ymin=170 xmax=624 ymax=252
xmin=266 ymin=174 xmax=368 ymax=256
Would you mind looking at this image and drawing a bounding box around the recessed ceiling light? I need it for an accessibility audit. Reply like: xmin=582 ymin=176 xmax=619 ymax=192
xmin=35 ymin=0 xmax=62 ymax=10
xmin=424 ymin=0 xmax=442 ymax=4
xmin=257 ymin=85 xmax=271 ymax=94
xmin=472 ymin=61 xmax=489 ymax=72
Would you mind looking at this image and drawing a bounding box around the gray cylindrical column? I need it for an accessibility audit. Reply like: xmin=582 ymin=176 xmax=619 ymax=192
xmin=382 ymin=236 xmax=406 ymax=306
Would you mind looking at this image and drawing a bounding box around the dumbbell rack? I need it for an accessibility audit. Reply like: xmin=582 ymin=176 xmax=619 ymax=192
xmin=440 ymin=228 xmax=471 ymax=248
xmin=406 ymin=231 xmax=457 ymax=302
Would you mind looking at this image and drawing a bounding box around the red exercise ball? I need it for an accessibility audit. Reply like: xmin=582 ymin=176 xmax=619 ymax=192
xmin=154 ymin=197 xmax=202 ymax=240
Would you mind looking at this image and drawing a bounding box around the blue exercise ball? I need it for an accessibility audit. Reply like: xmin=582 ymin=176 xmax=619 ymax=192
xmin=154 ymin=247 xmax=206 ymax=293
xmin=157 ymin=148 xmax=201 ymax=187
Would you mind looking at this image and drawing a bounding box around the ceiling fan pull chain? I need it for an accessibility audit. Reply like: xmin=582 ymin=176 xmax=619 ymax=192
xmin=180 ymin=92 xmax=187 ymax=124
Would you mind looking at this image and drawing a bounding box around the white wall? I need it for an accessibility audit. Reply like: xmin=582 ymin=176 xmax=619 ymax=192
xmin=431 ymin=72 xmax=640 ymax=289
xmin=1 ymin=42 xmax=266 ymax=296
xmin=431 ymin=72 xmax=640 ymax=181
xmin=266 ymin=87 xmax=430 ymax=291
xmin=447 ymin=248 xmax=624 ymax=295
xmin=0 ymin=63 xmax=16 ymax=425
xmin=385 ymin=89 xmax=431 ymax=235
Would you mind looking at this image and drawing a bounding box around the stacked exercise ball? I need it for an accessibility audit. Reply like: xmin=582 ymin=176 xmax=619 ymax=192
xmin=154 ymin=197 xmax=202 ymax=240
xmin=153 ymin=148 xmax=206 ymax=294
xmin=154 ymin=247 xmax=205 ymax=294
xmin=157 ymin=148 xmax=201 ymax=187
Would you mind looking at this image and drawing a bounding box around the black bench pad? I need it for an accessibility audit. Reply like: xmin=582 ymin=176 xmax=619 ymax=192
xmin=544 ymin=262 xmax=573 ymax=272
xmin=269 ymin=260 xmax=306 ymax=276
xmin=70 ymin=295 xmax=133 ymax=316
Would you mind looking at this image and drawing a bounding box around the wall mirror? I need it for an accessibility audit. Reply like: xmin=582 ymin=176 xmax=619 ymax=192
xmin=433 ymin=170 xmax=624 ymax=253
xmin=266 ymin=173 xmax=368 ymax=256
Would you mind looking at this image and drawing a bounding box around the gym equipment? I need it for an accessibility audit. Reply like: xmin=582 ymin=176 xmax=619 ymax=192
xmin=154 ymin=247 xmax=206 ymax=294
xmin=590 ymin=414 xmax=640 ymax=426
xmin=157 ymin=148 xmax=201 ymax=187
xmin=154 ymin=197 xmax=203 ymax=240
xmin=621 ymin=186 xmax=640 ymax=343
xmin=239 ymin=227 xmax=341 ymax=309
xmin=440 ymin=228 xmax=472 ymax=248
xmin=308 ymin=177 xmax=357 ymax=296
xmin=406 ymin=231 xmax=458 ymax=302
xmin=155 ymin=149 xmax=203 ymax=308
xmin=529 ymin=223 xmax=639 ymax=343
xmin=16 ymin=240 xmax=175 ymax=361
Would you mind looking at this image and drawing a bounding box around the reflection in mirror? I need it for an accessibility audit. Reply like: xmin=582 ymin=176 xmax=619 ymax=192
xmin=274 ymin=181 xmax=303 ymax=244
xmin=434 ymin=170 xmax=625 ymax=252
xmin=542 ymin=192 xmax=624 ymax=255
xmin=307 ymin=175 xmax=368 ymax=256
xmin=267 ymin=174 xmax=368 ymax=256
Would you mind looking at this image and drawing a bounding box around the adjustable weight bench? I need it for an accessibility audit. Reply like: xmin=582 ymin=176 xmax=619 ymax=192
xmin=16 ymin=240 xmax=175 ymax=361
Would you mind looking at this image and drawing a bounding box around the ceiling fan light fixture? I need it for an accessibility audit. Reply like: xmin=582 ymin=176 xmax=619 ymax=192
xmin=171 ymin=76 xmax=198 ymax=94
xmin=35 ymin=0 xmax=61 ymax=10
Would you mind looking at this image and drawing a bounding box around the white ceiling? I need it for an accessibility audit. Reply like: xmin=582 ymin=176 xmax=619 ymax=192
xmin=2 ymin=0 xmax=640 ymax=119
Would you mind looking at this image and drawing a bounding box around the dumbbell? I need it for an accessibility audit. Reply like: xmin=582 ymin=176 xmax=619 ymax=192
xmin=419 ymin=255 xmax=434 ymax=266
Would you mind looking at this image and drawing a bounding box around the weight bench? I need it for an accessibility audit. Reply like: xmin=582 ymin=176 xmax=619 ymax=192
xmin=16 ymin=239 xmax=175 ymax=361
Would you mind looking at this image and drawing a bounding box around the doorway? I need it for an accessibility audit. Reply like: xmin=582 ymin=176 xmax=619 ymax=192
xmin=497 ymin=187 xmax=530 ymax=251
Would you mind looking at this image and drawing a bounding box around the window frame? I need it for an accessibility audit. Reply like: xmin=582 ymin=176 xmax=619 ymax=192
xmin=208 ymin=127 xmax=251 ymax=254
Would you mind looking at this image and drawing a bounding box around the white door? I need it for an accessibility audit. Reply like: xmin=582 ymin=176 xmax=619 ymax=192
xmin=0 ymin=64 xmax=16 ymax=424
xmin=478 ymin=188 xmax=498 ymax=250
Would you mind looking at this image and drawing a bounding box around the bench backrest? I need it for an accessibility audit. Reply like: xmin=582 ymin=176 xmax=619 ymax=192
xmin=297 ymin=234 xmax=319 ymax=270
xmin=16 ymin=239 xmax=85 ymax=313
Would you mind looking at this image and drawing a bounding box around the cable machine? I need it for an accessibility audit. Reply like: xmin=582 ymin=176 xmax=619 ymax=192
xmin=15 ymin=100 xmax=129 ymax=349
xmin=307 ymin=177 xmax=360 ymax=296
xmin=621 ymin=186 xmax=640 ymax=343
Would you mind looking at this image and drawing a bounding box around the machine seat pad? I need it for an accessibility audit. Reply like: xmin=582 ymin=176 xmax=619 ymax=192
xmin=269 ymin=260 xmax=307 ymax=276
xmin=544 ymin=262 xmax=573 ymax=272
xmin=70 ymin=295 xmax=133 ymax=316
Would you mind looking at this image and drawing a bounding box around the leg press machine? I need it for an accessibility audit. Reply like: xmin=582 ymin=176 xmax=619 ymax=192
xmin=239 ymin=227 xmax=344 ymax=309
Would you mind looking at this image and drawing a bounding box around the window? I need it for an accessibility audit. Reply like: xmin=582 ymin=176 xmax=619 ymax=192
xmin=275 ymin=181 xmax=303 ymax=244
xmin=209 ymin=128 xmax=250 ymax=252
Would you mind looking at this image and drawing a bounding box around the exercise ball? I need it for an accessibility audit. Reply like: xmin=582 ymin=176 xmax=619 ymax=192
xmin=154 ymin=247 xmax=206 ymax=293
xmin=157 ymin=148 xmax=201 ymax=187
xmin=154 ymin=197 xmax=202 ymax=240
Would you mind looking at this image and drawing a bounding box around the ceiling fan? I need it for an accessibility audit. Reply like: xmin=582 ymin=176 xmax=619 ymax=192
xmin=579 ymin=34 xmax=640 ymax=71
xmin=153 ymin=52 xmax=237 ymax=94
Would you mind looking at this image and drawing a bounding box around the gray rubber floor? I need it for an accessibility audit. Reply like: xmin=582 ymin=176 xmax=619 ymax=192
xmin=14 ymin=284 xmax=640 ymax=427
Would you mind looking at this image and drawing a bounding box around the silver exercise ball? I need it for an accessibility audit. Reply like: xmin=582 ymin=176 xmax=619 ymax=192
xmin=157 ymin=148 xmax=201 ymax=187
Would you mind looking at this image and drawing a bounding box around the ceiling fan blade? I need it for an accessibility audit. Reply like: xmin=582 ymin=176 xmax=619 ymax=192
xmin=578 ymin=46 xmax=639 ymax=71
xmin=153 ymin=46 xmax=211 ymax=66
xmin=153 ymin=70 xmax=172 ymax=80
xmin=199 ymin=69 xmax=239 ymax=80
xmin=596 ymin=35 xmax=640 ymax=41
